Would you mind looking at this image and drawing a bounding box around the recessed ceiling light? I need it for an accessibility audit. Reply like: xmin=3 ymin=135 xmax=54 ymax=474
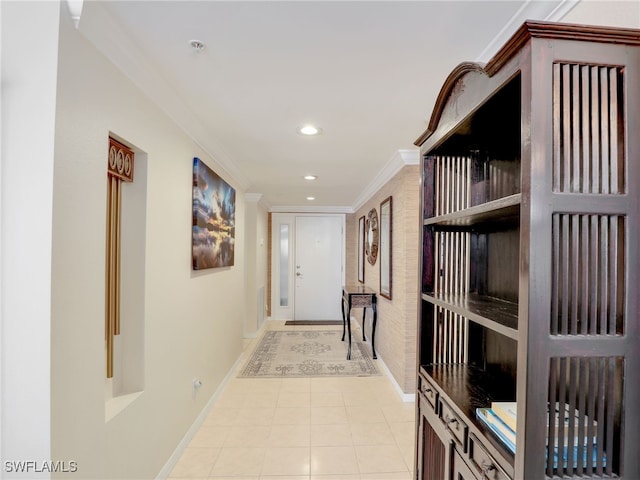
xmin=189 ymin=39 xmax=206 ymax=52
xmin=306 ymin=196 xmax=316 ymax=201
xmin=304 ymin=175 xmax=317 ymax=181
xmin=298 ymin=125 xmax=322 ymax=136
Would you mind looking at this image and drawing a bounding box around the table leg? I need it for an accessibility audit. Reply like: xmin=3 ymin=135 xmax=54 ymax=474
xmin=341 ymin=295 xmax=346 ymax=341
xmin=347 ymin=307 xmax=352 ymax=360
xmin=371 ymin=302 xmax=377 ymax=359
xmin=362 ymin=308 xmax=367 ymax=341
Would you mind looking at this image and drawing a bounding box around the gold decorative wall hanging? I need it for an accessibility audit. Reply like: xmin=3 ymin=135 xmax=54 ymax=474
xmin=106 ymin=137 xmax=134 ymax=378
xmin=365 ymin=208 xmax=378 ymax=266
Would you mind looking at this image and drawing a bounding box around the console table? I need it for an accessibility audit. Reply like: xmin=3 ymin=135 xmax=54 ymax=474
xmin=340 ymin=285 xmax=377 ymax=360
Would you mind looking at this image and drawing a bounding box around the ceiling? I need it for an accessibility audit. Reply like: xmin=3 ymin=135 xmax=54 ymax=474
xmin=78 ymin=1 xmax=575 ymax=212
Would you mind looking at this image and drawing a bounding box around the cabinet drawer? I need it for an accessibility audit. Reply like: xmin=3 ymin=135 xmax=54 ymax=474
xmin=418 ymin=375 xmax=438 ymax=411
xmin=469 ymin=434 xmax=511 ymax=480
xmin=439 ymin=398 xmax=467 ymax=451
xmin=453 ymin=449 xmax=478 ymax=480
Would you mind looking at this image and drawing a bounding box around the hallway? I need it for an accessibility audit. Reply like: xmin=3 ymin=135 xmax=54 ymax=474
xmin=168 ymin=322 xmax=416 ymax=479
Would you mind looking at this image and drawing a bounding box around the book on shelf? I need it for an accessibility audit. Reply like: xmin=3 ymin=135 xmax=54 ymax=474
xmin=547 ymin=443 xmax=607 ymax=470
xmin=490 ymin=401 xmax=516 ymax=431
xmin=477 ymin=407 xmax=606 ymax=469
xmin=476 ymin=408 xmax=516 ymax=454
xmin=490 ymin=401 xmax=598 ymax=446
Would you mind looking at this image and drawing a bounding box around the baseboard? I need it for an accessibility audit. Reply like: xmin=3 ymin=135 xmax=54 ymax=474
xmin=351 ymin=314 xmax=416 ymax=404
xmin=375 ymin=353 xmax=416 ymax=403
xmin=155 ymin=352 xmax=246 ymax=479
xmin=243 ymin=316 xmax=269 ymax=339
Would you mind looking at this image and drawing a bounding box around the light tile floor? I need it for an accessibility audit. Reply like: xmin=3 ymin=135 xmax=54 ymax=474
xmin=169 ymin=322 xmax=416 ymax=480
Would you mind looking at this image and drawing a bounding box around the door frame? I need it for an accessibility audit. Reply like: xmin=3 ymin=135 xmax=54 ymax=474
xmin=270 ymin=213 xmax=345 ymax=321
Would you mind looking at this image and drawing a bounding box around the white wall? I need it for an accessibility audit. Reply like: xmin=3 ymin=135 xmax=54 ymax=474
xmin=256 ymin=204 xmax=269 ymax=325
xmin=562 ymin=0 xmax=640 ymax=28
xmin=243 ymin=195 xmax=269 ymax=337
xmin=1 ymin=2 xmax=60 ymax=477
xmin=48 ymin=6 xmax=245 ymax=479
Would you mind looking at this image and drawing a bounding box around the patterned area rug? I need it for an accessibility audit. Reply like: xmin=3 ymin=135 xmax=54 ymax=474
xmin=238 ymin=330 xmax=380 ymax=378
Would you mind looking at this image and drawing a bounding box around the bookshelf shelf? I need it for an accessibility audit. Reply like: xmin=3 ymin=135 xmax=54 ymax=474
xmin=423 ymin=194 xmax=520 ymax=228
xmin=420 ymin=364 xmax=514 ymax=423
xmin=422 ymin=293 xmax=518 ymax=339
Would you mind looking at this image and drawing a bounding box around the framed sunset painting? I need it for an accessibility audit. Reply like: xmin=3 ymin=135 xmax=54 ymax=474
xmin=192 ymin=157 xmax=236 ymax=269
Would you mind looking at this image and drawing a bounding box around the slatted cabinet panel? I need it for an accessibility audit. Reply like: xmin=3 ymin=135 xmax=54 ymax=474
xmin=543 ymin=56 xmax=628 ymax=479
xmin=414 ymin=21 xmax=640 ymax=480
xmin=553 ymin=63 xmax=625 ymax=195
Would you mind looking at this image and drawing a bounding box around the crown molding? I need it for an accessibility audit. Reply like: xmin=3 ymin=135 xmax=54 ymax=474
xmin=245 ymin=192 xmax=272 ymax=210
xmin=78 ymin=2 xmax=252 ymax=191
xmin=544 ymin=0 xmax=581 ymax=23
xmin=269 ymin=205 xmax=353 ymax=214
xmin=475 ymin=0 xmax=578 ymax=63
xmin=351 ymin=149 xmax=419 ymax=212
xmin=65 ymin=0 xmax=84 ymax=29
xmin=244 ymin=193 xmax=263 ymax=202
xmin=418 ymin=1 xmax=581 ymax=127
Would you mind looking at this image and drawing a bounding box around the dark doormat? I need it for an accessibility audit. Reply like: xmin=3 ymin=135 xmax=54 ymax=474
xmin=284 ymin=320 xmax=343 ymax=326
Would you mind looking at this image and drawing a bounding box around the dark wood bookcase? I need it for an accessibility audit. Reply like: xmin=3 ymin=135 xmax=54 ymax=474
xmin=414 ymin=21 xmax=640 ymax=480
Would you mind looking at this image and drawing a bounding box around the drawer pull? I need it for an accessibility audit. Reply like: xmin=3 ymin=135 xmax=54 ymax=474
xmin=480 ymin=460 xmax=496 ymax=480
xmin=424 ymin=387 xmax=432 ymax=394
xmin=445 ymin=415 xmax=458 ymax=426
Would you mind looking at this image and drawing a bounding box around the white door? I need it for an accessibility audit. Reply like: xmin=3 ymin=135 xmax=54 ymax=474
xmin=294 ymin=216 xmax=344 ymax=320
